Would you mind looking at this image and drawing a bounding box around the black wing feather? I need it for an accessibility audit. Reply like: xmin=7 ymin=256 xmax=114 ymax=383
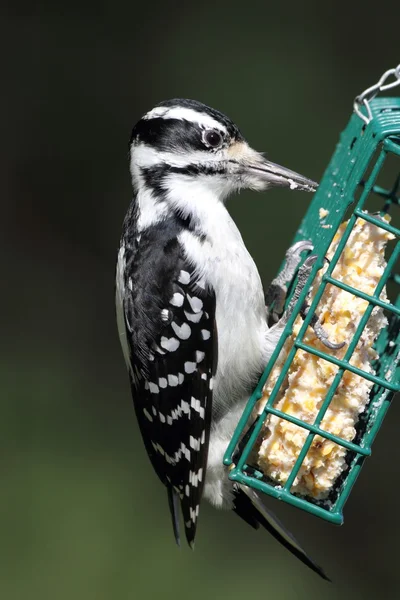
xmin=118 ymin=215 xmax=216 ymax=547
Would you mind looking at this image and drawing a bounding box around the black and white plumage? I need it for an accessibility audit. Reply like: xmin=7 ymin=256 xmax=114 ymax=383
xmin=117 ymin=210 xmax=216 ymax=545
xmin=116 ymin=98 xmax=328 ymax=579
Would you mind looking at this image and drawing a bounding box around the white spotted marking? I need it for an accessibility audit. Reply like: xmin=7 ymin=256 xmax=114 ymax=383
xmin=171 ymin=321 xmax=191 ymax=340
xmin=158 ymin=377 xmax=168 ymax=388
xmin=189 ymin=468 xmax=203 ymax=488
xmin=188 ymin=295 xmax=203 ymax=313
xmin=144 ymin=381 xmax=149 ymax=390
xmin=201 ymin=329 xmax=210 ymax=340
xmin=157 ymin=444 xmax=165 ymax=456
xmin=152 ymin=442 xmax=164 ymax=456
xmin=161 ymin=308 xmax=169 ymax=321
xmin=170 ymin=292 xmax=184 ymax=307
xmin=164 ymin=398 xmax=192 ymax=426
xmin=128 ymin=278 xmax=133 ymax=291
xmin=149 ymin=382 xmax=159 ymax=394
xmin=178 ymin=270 xmax=190 ymax=284
xmin=184 ymin=310 xmax=202 ymax=323
xmin=189 ymin=435 xmax=201 ymax=451
xmin=174 ymin=442 xmax=191 ymax=462
xmin=190 ymin=505 xmax=199 ymax=522
xmin=185 ymin=485 xmax=190 ymax=497
xmin=209 ymin=377 xmax=213 ymax=390
xmin=168 ymin=374 xmax=179 ymax=387
xmin=201 ymin=373 xmax=207 ymax=381
xmin=196 ymin=351 xmax=205 ymax=363
xmin=191 ymin=396 xmax=205 ymax=419
xmin=159 ymin=412 xmax=166 ymax=423
xmin=181 ymin=400 xmax=190 ymax=414
xmin=152 ymin=405 xmax=157 ymax=416
xmin=178 ymin=372 xmax=184 ymax=384
xmin=160 ymin=336 xmax=180 ymax=352
xmin=143 ymin=408 xmax=153 ymax=422
xmin=201 ymin=430 xmax=205 ymax=444
xmin=184 ymin=445 xmax=191 ymax=461
xmin=184 ymin=361 xmax=196 ymax=374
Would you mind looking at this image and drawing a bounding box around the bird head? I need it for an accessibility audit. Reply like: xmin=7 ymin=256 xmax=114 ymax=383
xmin=129 ymin=99 xmax=317 ymax=228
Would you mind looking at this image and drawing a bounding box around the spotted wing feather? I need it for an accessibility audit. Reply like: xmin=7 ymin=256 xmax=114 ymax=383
xmin=117 ymin=215 xmax=216 ymax=547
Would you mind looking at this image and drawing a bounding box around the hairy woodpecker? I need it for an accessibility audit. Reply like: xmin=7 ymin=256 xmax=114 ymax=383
xmin=116 ymin=99 xmax=328 ymax=580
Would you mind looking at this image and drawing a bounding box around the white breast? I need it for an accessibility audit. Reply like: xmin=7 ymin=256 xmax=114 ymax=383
xmin=179 ymin=201 xmax=268 ymax=414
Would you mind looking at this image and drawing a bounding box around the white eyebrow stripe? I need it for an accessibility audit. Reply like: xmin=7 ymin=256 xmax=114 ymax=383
xmin=143 ymin=106 xmax=226 ymax=133
xmin=131 ymin=144 xmax=216 ymax=169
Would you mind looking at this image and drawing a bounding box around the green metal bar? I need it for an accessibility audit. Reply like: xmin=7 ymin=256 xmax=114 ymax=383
xmin=323 ymin=276 xmax=400 ymax=317
xmin=384 ymin=137 xmax=400 ymax=156
xmin=295 ymin=341 xmax=400 ymax=393
xmin=283 ymin=432 xmax=316 ymax=490
xmin=354 ymin=209 xmax=400 ymax=237
xmin=372 ymin=184 xmax=396 ymax=200
xmin=357 ymin=148 xmax=388 ymax=209
xmin=228 ymin=469 xmax=344 ymax=524
xmin=265 ymin=406 xmax=371 ymax=456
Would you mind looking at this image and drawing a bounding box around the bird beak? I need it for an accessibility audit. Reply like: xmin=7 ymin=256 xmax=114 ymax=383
xmin=228 ymin=143 xmax=318 ymax=193
xmin=244 ymin=157 xmax=318 ymax=192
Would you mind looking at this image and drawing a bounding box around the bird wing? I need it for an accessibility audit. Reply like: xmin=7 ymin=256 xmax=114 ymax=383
xmin=117 ymin=222 xmax=217 ymax=547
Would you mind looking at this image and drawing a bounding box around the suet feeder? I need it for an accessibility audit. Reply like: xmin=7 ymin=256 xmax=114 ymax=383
xmin=224 ymin=68 xmax=400 ymax=525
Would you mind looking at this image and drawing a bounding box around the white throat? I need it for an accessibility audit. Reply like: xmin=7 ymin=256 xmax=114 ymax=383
xmin=134 ymin=169 xmax=233 ymax=233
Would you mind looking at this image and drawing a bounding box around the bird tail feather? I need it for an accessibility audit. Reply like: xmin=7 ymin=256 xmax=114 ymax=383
xmin=167 ymin=486 xmax=181 ymax=547
xmin=233 ymin=484 xmax=330 ymax=581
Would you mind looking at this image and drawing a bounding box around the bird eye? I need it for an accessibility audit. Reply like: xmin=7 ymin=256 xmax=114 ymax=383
xmin=203 ymin=129 xmax=223 ymax=149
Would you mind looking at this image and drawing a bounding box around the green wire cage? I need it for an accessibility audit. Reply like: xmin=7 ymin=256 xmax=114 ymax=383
xmin=224 ymin=71 xmax=400 ymax=525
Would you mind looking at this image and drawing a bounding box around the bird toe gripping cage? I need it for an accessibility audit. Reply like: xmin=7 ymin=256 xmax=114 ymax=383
xmin=224 ymin=65 xmax=400 ymax=525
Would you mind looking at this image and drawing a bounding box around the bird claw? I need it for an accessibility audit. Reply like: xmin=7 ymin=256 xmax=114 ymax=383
xmin=265 ymin=240 xmax=314 ymax=325
xmin=302 ymin=304 xmax=346 ymax=350
xmin=276 ymin=252 xmax=346 ymax=352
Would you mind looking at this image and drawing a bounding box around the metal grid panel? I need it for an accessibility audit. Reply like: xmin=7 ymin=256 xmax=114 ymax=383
xmin=224 ymin=98 xmax=400 ymax=525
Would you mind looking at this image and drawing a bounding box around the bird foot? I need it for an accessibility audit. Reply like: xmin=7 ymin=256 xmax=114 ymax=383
xmin=277 ymin=254 xmax=346 ymax=351
xmin=265 ymin=240 xmax=314 ymax=325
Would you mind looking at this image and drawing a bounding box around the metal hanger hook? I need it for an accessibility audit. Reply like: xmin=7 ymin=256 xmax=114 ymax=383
xmin=354 ymin=64 xmax=400 ymax=125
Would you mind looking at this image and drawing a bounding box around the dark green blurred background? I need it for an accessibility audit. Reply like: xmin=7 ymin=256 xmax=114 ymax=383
xmin=2 ymin=2 xmax=399 ymax=598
